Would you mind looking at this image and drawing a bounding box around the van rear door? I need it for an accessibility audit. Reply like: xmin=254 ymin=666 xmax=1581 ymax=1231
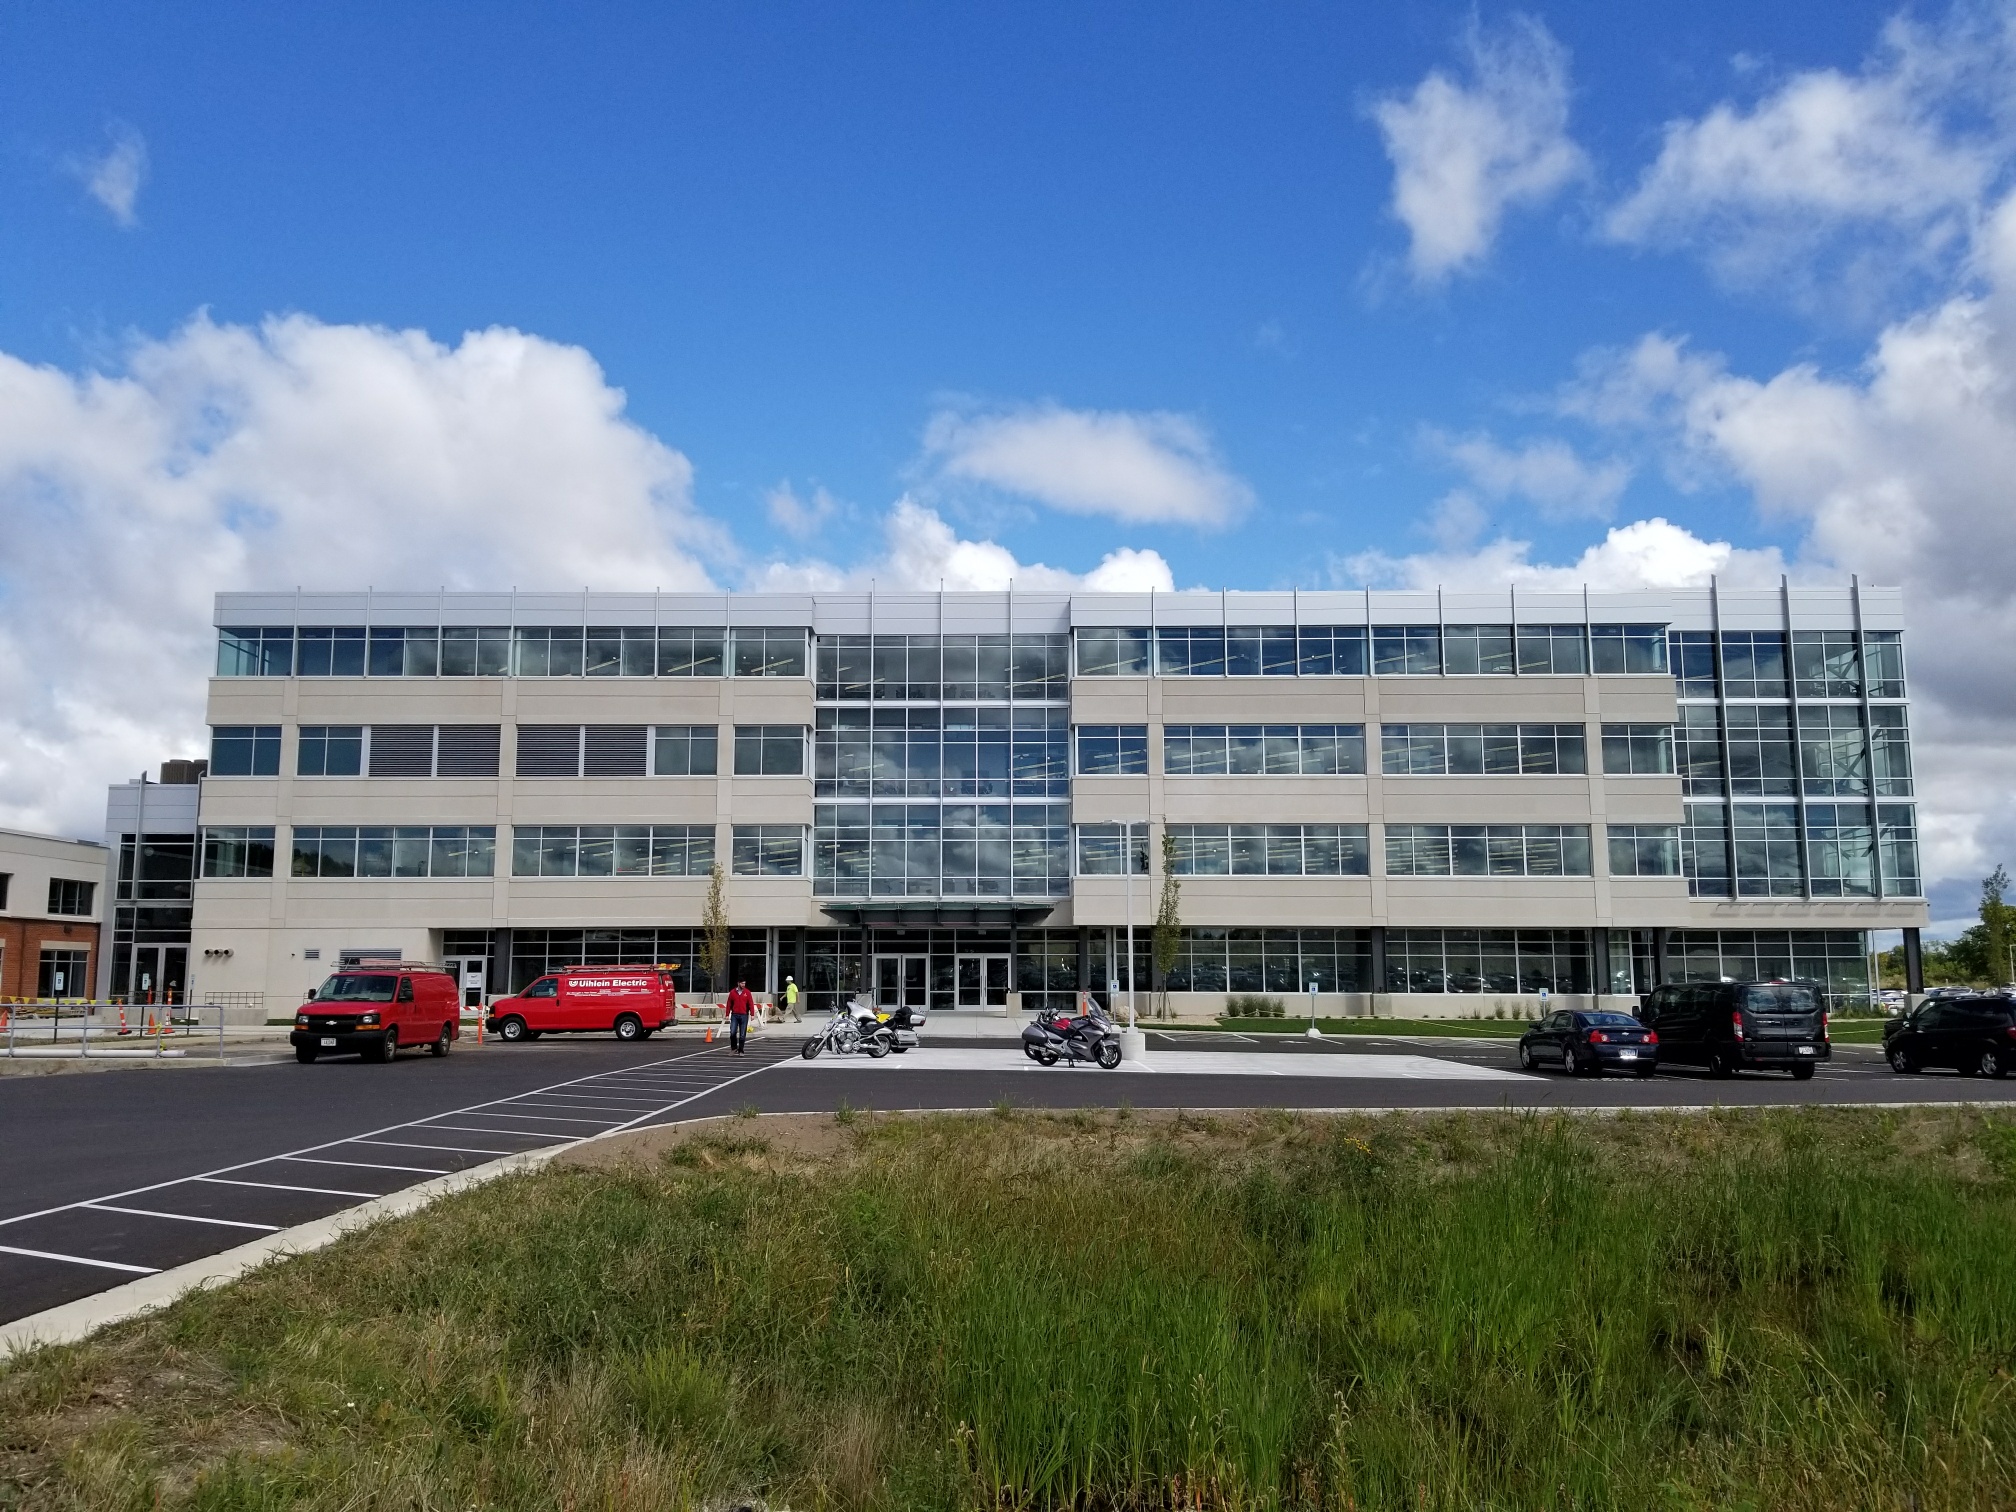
xmin=1741 ymin=984 xmax=1823 ymax=1044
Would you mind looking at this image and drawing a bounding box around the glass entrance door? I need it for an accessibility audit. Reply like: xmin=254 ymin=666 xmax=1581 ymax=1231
xmin=445 ymin=956 xmax=488 ymax=1009
xmin=875 ymin=956 xmax=928 ymax=1010
xmin=127 ymin=945 xmax=187 ymax=1005
xmin=955 ymin=955 xmax=1010 ymax=1009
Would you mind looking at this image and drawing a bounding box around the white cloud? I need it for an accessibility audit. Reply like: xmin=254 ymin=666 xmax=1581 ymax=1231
xmin=765 ymin=480 xmax=840 ymax=538
xmin=1604 ymin=5 xmax=2016 ymax=292
xmin=1369 ymin=15 xmax=1588 ymax=283
xmin=920 ymin=402 xmax=1253 ymax=527
xmin=0 ymin=314 xmax=717 ymax=838
xmin=756 ymin=498 xmax=1175 ymax=594
xmin=1343 ymin=515 xmax=1787 ymax=595
xmin=1429 ymin=427 xmax=1631 ymax=518
xmin=67 ymin=121 xmax=148 ymax=228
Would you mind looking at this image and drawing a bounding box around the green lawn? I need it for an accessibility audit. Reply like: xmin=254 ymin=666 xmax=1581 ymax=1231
xmin=6 ymin=1106 xmax=2016 ymax=1510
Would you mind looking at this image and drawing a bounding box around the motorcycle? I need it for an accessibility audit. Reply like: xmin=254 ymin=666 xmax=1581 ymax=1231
xmin=1021 ymin=1002 xmax=1124 ymax=1070
xmin=800 ymin=1003 xmax=862 ymax=1059
xmin=800 ymin=998 xmax=925 ymax=1059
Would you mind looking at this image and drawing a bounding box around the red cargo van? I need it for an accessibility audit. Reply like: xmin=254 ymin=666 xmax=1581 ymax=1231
xmin=487 ymin=965 xmax=677 ymax=1043
xmin=292 ymin=964 xmax=460 ymax=1064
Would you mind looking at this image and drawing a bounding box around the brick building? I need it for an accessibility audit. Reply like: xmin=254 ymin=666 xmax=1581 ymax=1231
xmin=0 ymin=828 xmax=108 ymax=1001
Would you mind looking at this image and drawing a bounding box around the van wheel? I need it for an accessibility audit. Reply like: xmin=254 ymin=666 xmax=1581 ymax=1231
xmin=365 ymin=1028 xmax=396 ymax=1064
xmin=295 ymin=1044 xmax=318 ymax=1064
xmin=429 ymin=1025 xmax=452 ymax=1057
xmin=497 ymin=1016 xmax=528 ymax=1043
xmin=1790 ymin=1063 xmax=1815 ymax=1081
xmin=1708 ymin=1050 xmax=1736 ymax=1079
xmin=1887 ymin=1043 xmax=1917 ymax=1074
xmin=613 ymin=1014 xmax=643 ymax=1042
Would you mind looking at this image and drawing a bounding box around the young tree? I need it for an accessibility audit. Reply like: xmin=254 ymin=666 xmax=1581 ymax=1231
xmin=1984 ymin=865 xmax=2013 ymax=986
xmin=1151 ymin=828 xmax=1182 ymax=1021
xmin=701 ymin=862 xmax=730 ymax=999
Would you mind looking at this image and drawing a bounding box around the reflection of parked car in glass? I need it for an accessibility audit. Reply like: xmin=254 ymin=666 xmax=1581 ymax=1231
xmin=1883 ymin=995 xmax=2014 ymax=1079
xmin=1638 ymin=981 xmax=1829 ymax=1079
xmin=1517 ymin=1010 xmax=1657 ymax=1077
xmin=292 ymin=966 xmax=459 ymax=1063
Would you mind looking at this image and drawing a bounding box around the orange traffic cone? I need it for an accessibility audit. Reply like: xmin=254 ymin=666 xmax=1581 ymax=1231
xmin=118 ymin=1002 xmax=130 ymax=1036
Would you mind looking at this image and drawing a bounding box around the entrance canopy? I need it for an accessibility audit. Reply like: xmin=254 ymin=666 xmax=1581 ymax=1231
xmin=820 ymin=902 xmax=1056 ymax=928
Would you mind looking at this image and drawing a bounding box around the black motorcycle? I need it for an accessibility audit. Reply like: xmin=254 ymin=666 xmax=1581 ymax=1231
xmin=1021 ymin=1003 xmax=1123 ymax=1070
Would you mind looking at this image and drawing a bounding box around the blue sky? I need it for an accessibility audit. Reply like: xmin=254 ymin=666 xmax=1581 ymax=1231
xmin=3 ymin=1 xmax=2016 ymax=928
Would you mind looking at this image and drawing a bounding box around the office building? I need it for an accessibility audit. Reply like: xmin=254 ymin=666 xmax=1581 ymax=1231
xmin=186 ymin=585 xmax=1927 ymax=1017
xmin=0 ymin=827 xmax=107 ymax=1001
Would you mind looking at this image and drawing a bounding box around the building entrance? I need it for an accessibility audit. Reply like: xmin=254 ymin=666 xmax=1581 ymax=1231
xmin=874 ymin=955 xmax=928 ymax=1011
xmin=125 ymin=944 xmax=187 ymax=1005
xmin=955 ymin=954 xmax=1011 ymax=1009
xmin=444 ymin=955 xmax=488 ymax=1009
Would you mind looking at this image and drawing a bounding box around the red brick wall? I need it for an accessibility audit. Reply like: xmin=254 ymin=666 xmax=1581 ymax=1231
xmin=0 ymin=917 xmax=101 ymax=999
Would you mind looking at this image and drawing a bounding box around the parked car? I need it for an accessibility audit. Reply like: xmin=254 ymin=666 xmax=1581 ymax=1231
xmin=1518 ymin=1010 xmax=1658 ymax=1076
xmin=487 ymin=965 xmax=678 ymax=1043
xmin=292 ymin=964 xmax=460 ymax=1063
xmin=1638 ymin=980 xmax=1829 ymax=1079
xmin=1882 ymin=995 xmax=2015 ymax=1078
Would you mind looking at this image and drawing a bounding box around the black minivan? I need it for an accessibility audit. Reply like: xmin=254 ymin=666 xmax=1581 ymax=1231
xmin=1638 ymin=980 xmax=1830 ymax=1079
xmin=1882 ymin=995 xmax=2015 ymax=1078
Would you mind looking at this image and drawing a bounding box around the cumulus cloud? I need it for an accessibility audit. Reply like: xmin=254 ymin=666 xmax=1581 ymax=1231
xmin=1369 ymin=14 xmax=1588 ymax=283
xmin=1343 ymin=516 xmax=1788 ymax=595
xmin=1604 ymin=3 xmax=2016 ymax=294
xmin=765 ymin=480 xmax=840 ymax=538
xmin=0 ymin=315 xmax=717 ymax=838
xmin=66 ymin=121 xmax=148 ymax=227
xmin=1429 ymin=428 xmax=1632 ymax=519
xmin=919 ymin=402 xmax=1253 ymax=527
xmin=755 ymin=498 xmax=1175 ymax=594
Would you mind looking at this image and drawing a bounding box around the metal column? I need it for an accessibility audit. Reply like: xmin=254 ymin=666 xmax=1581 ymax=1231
xmin=1903 ymin=927 xmax=1924 ymax=995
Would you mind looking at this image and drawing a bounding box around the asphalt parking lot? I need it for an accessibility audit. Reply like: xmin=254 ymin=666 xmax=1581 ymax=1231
xmin=4 ymin=1028 xmax=2013 ymax=1330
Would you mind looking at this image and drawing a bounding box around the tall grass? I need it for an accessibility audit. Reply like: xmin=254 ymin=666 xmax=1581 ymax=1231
xmin=5 ymin=1109 xmax=2016 ymax=1510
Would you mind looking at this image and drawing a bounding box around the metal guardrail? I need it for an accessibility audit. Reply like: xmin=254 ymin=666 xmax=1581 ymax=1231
xmin=0 ymin=998 xmax=246 ymax=1059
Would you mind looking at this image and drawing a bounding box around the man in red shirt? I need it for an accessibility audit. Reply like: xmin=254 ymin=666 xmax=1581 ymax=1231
xmin=724 ymin=978 xmax=755 ymax=1054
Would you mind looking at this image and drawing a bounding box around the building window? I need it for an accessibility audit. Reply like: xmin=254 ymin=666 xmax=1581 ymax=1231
xmin=1380 ymin=724 xmax=1585 ymax=776
xmin=367 ymin=627 xmax=441 ymax=677
xmin=1607 ymin=825 xmax=1681 ymax=877
xmin=1792 ymin=630 xmax=1862 ymax=698
xmin=1805 ymin=803 xmax=1877 ymax=897
xmin=734 ymin=725 xmax=807 ymax=776
xmin=1664 ymin=930 xmax=1870 ymax=1000
xmin=1878 ymin=804 xmax=1921 ymax=896
xmin=1075 ymin=725 xmax=1149 ymax=776
xmin=210 ymin=726 xmax=281 ymax=777
xmin=0 ymin=872 xmax=9 ymax=910
xmin=1168 ymin=824 xmax=1370 ymax=876
xmin=1675 ymin=705 xmax=1724 ymax=795
xmin=215 ymin=627 xmax=294 ymax=677
xmin=658 ymin=627 xmax=728 ymax=677
xmin=1440 ymin=624 xmax=1514 ymax=675
xmin=1669 ymin=630 xmax=1718 ymax=698
xmin=732 ymin=627 xmax=809 ymax=678
xmin=1725 ymin=706 xmax=1796 ymax=795
xmin=437 ymin=626 xmax=513 ymax=676
xmin=1799 ymin=706 xmax=1870 ymax=796
xmin=1163 ymin=927 xmax=1372 ymax=993
xmin=1515 ymin=624 xmax=1589 ymax=675
xmin=1681 ymin=803 xmax=1730 ymax=897
xmin=584 ymin=627 xmax=660 ymax=677
xmin=38 ymin=948 xmax=90 ymax=999
xmin=1384 ymin=930 xmax=1590 ymax=994
xmin=1373 ymin=625 xmax=1441 ymax=675
xmin=513 ymin=627 xmax=586 ymax=677
xmin=733 ymin=825 xmax=805 ymax=875
xmin=201 ymin=827 xmax=276 ymax=879
xmin=1601 ymin=724 xmax=1674 ymax=775
xmin=1075 ymin=823 xmax=1150 ymax=875
xmin=1074 ymin=627 xmax=1152 ymax=677
xmin=1295 ymin=626 xmax=1371 ymax=675
xmin=47 ymin=877 xmax=96 ymax=915
xmin=1731 ymin=803 xmax=1803 ymax=896
xmin=297 ymin=726 xmax=364 ymax=777
xmin=1865 ymin=631 xmax=1905 ymax=698
xmin=1870 ymin=706 xmax=1913 ymax=795
xmin=1164 ymin=724 xmax=1367 ymax=776
xmin=290 ymin=826 xmax=497 ymax=879
xmin=295 ymin=627 xmax=367 ymax=676
xmin=1590 ymin=624 xmax=1669 ymax=674
xmin=653 ymin=725 xmax=719 ymax=776
xmin=510 ymin=825 xmax=715 ymax=877
xmin=1718 ymin=632 xmax=1789 ymax=698
xmin=1384 ymin=824 xmax=1593 ymax=877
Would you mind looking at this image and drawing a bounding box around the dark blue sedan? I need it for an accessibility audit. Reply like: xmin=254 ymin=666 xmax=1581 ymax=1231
xmin=1518 ymin=1009 xmax=1659 ymax=1077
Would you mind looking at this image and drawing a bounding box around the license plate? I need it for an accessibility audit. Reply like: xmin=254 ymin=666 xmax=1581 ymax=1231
xmin=1618 ymin=1049 xmax=1638 ymax=1060
xmin=320 ymin=1037 xmax=337 ymax=1047
xmin=1798 ymin=1045 xmax=1815 ymax=1054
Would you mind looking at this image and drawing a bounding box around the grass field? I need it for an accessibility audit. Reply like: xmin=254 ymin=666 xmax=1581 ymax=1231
xmin=6 ymin=1106 xmax=2016 ymax=1510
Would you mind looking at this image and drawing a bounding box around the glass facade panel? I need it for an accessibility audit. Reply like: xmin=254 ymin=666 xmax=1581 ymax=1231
xmin=201 ymin=827 xmax=275 ymax=879
xmin=1719 ymin=632 xmax=1788 ymax=698
xmin=1725 ymin=705 xmax=1796 ymax=795
xmin=1384 ymin=825 xmax=1592 ymax=876
xmin=1073 ymin=627 xmax=1151 ymax=677
xmin=1373 ymin=625 xmax=1441 ymax=675
xmin=1792 ymin=630 xmax=1861 ymax=698
xmin=1799 ymin=705 xmax=1869 ymax=796
xmin=1516 ymin=624 xmax=1588 ymax=674
xmin=294 ymin=825 xmax=495 ymax=878
xmin=1601 ymin=723 xmax=1674 ymax=775
xmin=1442 ymin=624 xmax=1514 ymax=675
xmin=1075 ymin=725 xmax=1148 ymax=775
xmin=210 ymin=725 xmax=281 ymax=777
xmin=1607 ymin=825 xmax=1680 ymax=876
xmin=1731 ymin=803 xmax=1803 ymax=896
xmin=1379 ymin=724 xmax=1583 ymax=775
xmin=1590 ymin=624 xmax=1668 ymax=674
xmin=216 ymin=627 xmax=294 ymax=676
xmin=1384 ymin=930 xmax=1590 ymax=993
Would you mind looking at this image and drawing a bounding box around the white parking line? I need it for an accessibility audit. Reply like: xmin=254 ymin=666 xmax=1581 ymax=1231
xmin=407 ymin=1123 xmax=574 ymax=1140
xmin=350 ymin=1138 xmax=520 ymax=1156
xmin=84 ymin=1204 xmax=281 ymax=1232
xmin=0 ymin=1244 xmax=159 ymax=1275
xmin=284 ymin=1157 xmax=453 ymax=1176
xmin=199 ymin=1178 xmax=381 ymax=1199
xmin=462 ymin=1110 xmax=627 ymax=1125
